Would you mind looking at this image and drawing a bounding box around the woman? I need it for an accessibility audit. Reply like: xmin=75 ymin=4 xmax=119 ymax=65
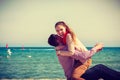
xmin=54 ymin=21 xmax=92 ymax=80
xmin=55 ymin=21 xmax=88 ymax=56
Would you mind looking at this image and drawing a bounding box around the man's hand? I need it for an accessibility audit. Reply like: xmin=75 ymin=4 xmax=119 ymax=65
xmin=93 ymin=43 xmax=104 ymax=52
xmin=56 ymin=51 xmax=61 ymax=56
xmin=55 ymin=45 xmax=65 ymax=51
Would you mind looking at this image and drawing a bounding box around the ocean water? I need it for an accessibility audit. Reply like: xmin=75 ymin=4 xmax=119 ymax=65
xmin=0 ymin=47 xmax=120 ymax=79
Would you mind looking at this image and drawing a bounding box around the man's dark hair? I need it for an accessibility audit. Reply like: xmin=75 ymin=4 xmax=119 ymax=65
xmin=48 ymin=34 xmax=59 ymax=47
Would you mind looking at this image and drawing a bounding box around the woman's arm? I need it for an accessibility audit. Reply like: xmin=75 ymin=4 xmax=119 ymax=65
xmin=56 ymin=34 xmax=75 ymax=56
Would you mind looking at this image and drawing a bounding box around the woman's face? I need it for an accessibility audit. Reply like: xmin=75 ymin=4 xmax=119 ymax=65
xmin=55 ymin=25 xmax=66 ymax=37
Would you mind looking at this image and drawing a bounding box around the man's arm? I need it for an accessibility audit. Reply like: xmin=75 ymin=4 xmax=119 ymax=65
xmin=55 ymin=45 xmax=66 ymax=51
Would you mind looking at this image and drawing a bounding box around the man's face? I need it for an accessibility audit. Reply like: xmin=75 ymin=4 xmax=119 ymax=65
xmin=55 ymin=35 xmax=63 ymax=44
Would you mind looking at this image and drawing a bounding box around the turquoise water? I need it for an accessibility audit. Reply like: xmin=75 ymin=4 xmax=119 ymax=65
xmin=0 ymin=47 xmax=120 ymax=79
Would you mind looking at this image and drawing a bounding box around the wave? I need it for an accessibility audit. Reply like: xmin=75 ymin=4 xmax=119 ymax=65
xmin=12 ymin=48 xmax=55 ymax=51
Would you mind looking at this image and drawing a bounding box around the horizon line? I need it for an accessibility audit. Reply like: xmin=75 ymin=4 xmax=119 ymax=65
xmin=0 ymin=46 xmax=120 ymax=48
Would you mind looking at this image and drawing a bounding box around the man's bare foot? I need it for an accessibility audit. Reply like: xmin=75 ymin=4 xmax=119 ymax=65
xmin=94 ymin=43 xmax=103 ymax=52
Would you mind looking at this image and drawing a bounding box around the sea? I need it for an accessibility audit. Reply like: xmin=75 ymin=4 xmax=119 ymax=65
xmin=0 ymin=47 xmax=120 ymax=80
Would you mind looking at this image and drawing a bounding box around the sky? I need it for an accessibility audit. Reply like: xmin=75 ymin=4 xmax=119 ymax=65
xmin=0 ymin=0 xmax=120 ymax=47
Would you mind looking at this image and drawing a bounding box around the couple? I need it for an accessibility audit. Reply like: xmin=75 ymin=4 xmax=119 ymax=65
xmin=48 ymin=21 xmax=120 ymax=80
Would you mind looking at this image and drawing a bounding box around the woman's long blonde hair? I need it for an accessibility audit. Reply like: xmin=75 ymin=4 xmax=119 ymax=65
xmin=55 ymin=21 xmax=88 ymax=52
xmin=55 ymin=21 xmax=77 ymax=44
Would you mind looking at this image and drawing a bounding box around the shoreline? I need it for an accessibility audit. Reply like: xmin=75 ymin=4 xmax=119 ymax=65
xmin=0 ymin=78 xmax=66 ymax=80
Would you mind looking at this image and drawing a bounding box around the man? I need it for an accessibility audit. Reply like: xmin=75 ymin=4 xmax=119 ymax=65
xmin=48 ymin=34 xmax=103 ymax=80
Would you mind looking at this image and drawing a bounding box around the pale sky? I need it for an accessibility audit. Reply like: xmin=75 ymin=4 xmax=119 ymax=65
xmin=0 ymin=0 xmax=120 ymax=47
